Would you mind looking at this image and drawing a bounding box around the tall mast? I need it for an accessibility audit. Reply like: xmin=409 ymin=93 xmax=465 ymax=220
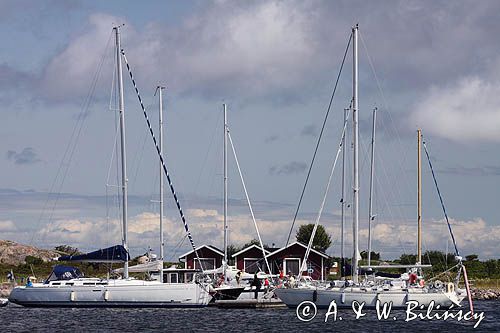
xmin=114 ymin=25 xmax=129 ymax=279
xmin=367 ymin=107 xmax=377 ymax=266
xmin=223 ymin=103 xmax=228 ymax=278
xmin=340 ymin=108 xmax=347 ymax=279
xmin=352 ymin=24 xmax=359 ymax=283
xmin=158 ymin=85 xmax=165 ymax=282
xmin=417 ymin=128 xmax=422 ymax=264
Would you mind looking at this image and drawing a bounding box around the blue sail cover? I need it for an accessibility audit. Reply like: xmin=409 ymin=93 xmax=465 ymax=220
xmin=58 ymin=245 xmax=129 ymax=263
xmin=45 ymin=265 xmax=84 ymax=283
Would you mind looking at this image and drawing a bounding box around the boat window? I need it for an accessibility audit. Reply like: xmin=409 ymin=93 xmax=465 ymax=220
xmin=83 ymin=282 xmax=96 ymax=286
xmin=52 ymin=282 xmax=61 ymax=286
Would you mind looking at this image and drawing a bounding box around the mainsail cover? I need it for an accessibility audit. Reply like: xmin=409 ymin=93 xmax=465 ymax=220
xmin=113 ymin=260 xmax=163 ymax=273
xmin=58 ymin=245 xmax=129 ymax=263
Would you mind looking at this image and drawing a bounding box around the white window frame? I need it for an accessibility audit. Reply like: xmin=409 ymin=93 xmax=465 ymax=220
xmin=243 ymin=258 xmax=261 ymax=273
xmin=185 ymin=272 xmax=194 ymax=283
xmin=194 ymin=258 xmax=216 ymax=270
xmin=284 ymin=258 xmax=301 ymax=276
xmin=168 ymin=273 xmax=178 ymax=283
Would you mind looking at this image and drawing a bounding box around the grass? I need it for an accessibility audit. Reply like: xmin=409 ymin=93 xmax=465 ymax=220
xmin=469 ymin=278 xmax=500 ymax=290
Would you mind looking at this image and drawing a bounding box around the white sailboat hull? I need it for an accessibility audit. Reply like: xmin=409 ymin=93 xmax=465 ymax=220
xmin=9 ymin=279 xmax=212 ymax=308
xmin=275 ymin=287 xmax=465 ymax=309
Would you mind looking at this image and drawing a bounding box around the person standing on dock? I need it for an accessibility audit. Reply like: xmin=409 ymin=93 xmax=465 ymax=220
xmin=252 ymin=273 xmax=261 ymax=299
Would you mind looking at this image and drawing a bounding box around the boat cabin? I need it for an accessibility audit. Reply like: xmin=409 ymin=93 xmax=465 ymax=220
xmin=162 ymin=265 xmax=200 ymax=284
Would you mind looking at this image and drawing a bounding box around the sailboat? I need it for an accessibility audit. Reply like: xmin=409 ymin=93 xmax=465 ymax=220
xmin=9 ymin=26 xmax=212 ymax=308
xmin=275 ymin=24 xmax=467 ymax=309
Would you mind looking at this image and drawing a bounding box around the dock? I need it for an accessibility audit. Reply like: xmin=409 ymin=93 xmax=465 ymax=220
xmin=214 ymin=298 xmax=286 ymax=308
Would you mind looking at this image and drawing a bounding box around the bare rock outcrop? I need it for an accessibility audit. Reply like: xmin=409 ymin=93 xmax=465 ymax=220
xmin=0 ymin=240 xmax=58 ymax=266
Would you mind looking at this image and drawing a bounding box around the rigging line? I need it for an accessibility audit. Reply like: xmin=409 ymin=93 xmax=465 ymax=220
xmin=359 ymin=32 xmax=414 ymax=224
xmin=120 ymin=50 xmax=205 ymax=272
xmin=193 ymin=109 xmax=222 ymax=196
xmin=130 ymin=104 xmax=154 ymax=192
xmin=105 ymin=109 xmax=122 ymax=186
xmin=33 ymin=31 xmax=114 ymax=246
xmin=300 ymin=108 xmax=351 ymax=278
xmin=227 ymin=130 xmax=271 ymax=274
xmin=167 ymin=233 xmax=188 ymax=263
xmin=285 ymin=31 xmax=353 ymax=247
xmin=422 ymin=139 xmax=460 ymax=257
xmin=131 ymin=90 xmax=157 ymax=194
xmin=145 ymin=94 xmax=161 ymax=210
xmin=368 ymin=131 xmax=410 ymax=255
xmin=105 ymin=91 xmax=122 ymax=249
xmin=112 ymin=56 xmax=123 ymax=242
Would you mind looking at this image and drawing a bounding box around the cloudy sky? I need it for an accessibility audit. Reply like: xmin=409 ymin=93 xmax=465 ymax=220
xmin=1 ymin=0 xmax=499 ymax=260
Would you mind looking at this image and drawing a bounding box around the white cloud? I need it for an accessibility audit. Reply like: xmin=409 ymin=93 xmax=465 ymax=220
xmin=11 ymin=206 xmax=500 ymax=259
xmin=365 ymin=217 xmax=500 ymax=259
xmin=38 ymin=13 xmax=129 ymax=102
xmin=0 ymin=220 xmax=16 ymax=232
xmin=410 ymin=77 xmax=500 ymax=142
xmin=32 ymin=209 xmax=297 ymax=256
xmin=35 ymin=2 xmax=322 ymax=103
xmin=170 ymin=1 xmax=316 ymax=95
xmin=129 ymin=212 xmax=160 ymax=233
xmin=187 ymin=209 xmax=219 ymax=218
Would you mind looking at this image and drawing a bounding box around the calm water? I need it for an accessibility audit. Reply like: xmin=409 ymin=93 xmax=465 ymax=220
xmin=1 ymin=301 xmax=498 ymax=332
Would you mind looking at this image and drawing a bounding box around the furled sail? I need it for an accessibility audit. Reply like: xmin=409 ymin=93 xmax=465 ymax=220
xmin=57 ymin=245 xmax=129 ymax=263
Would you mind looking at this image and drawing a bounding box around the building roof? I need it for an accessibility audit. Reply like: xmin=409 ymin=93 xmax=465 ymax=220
xmin=266 ymin=241 xmax=330 ymax=259
xmin=178 ymin=244 xmax=224 ymax=259
xmin=231 ymin=244 xmax=270 ymax=258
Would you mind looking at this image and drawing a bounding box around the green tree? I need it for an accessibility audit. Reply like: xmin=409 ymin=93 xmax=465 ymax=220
xmin=227 ymin=244 xmax=240 ymax=258
xmin=296 ymin=224 xmax=332 ymax=252
xmin=238 ymin=239 xmax=270 ymax=250
xmin=398 ymin=253 xmax=417 ymax=265
xmin=241 ymin=239 xmax=262 ymax=249
xmin=360 ymin=251 xmax=380 ymax=261
xmin=484 ymin=259 xmax=499 ymax=278
xmin=465 ymin=254 xmax=479 ymax=262
xmin=25 ymin=256 xmax=43 ymax=265
xmin=54 ymin=245 xmax=81 ymax=256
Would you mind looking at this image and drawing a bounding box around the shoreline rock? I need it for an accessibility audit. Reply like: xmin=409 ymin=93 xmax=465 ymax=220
xmin=1 ymin=282 xmax=13 ymax=298
xmin=471 ymin=287 xmax=500 ymax=300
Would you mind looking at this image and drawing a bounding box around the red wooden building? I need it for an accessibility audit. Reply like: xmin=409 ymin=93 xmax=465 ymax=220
xmin=232 ymin=244 xmax=275 ymax=273
xmin=267 ymin=241 xmax=329 ymax=280
xmin=232 ymin=241 xmax=330 ymax=280
xmin=178 ymin=244 xmax=223 ymax=270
